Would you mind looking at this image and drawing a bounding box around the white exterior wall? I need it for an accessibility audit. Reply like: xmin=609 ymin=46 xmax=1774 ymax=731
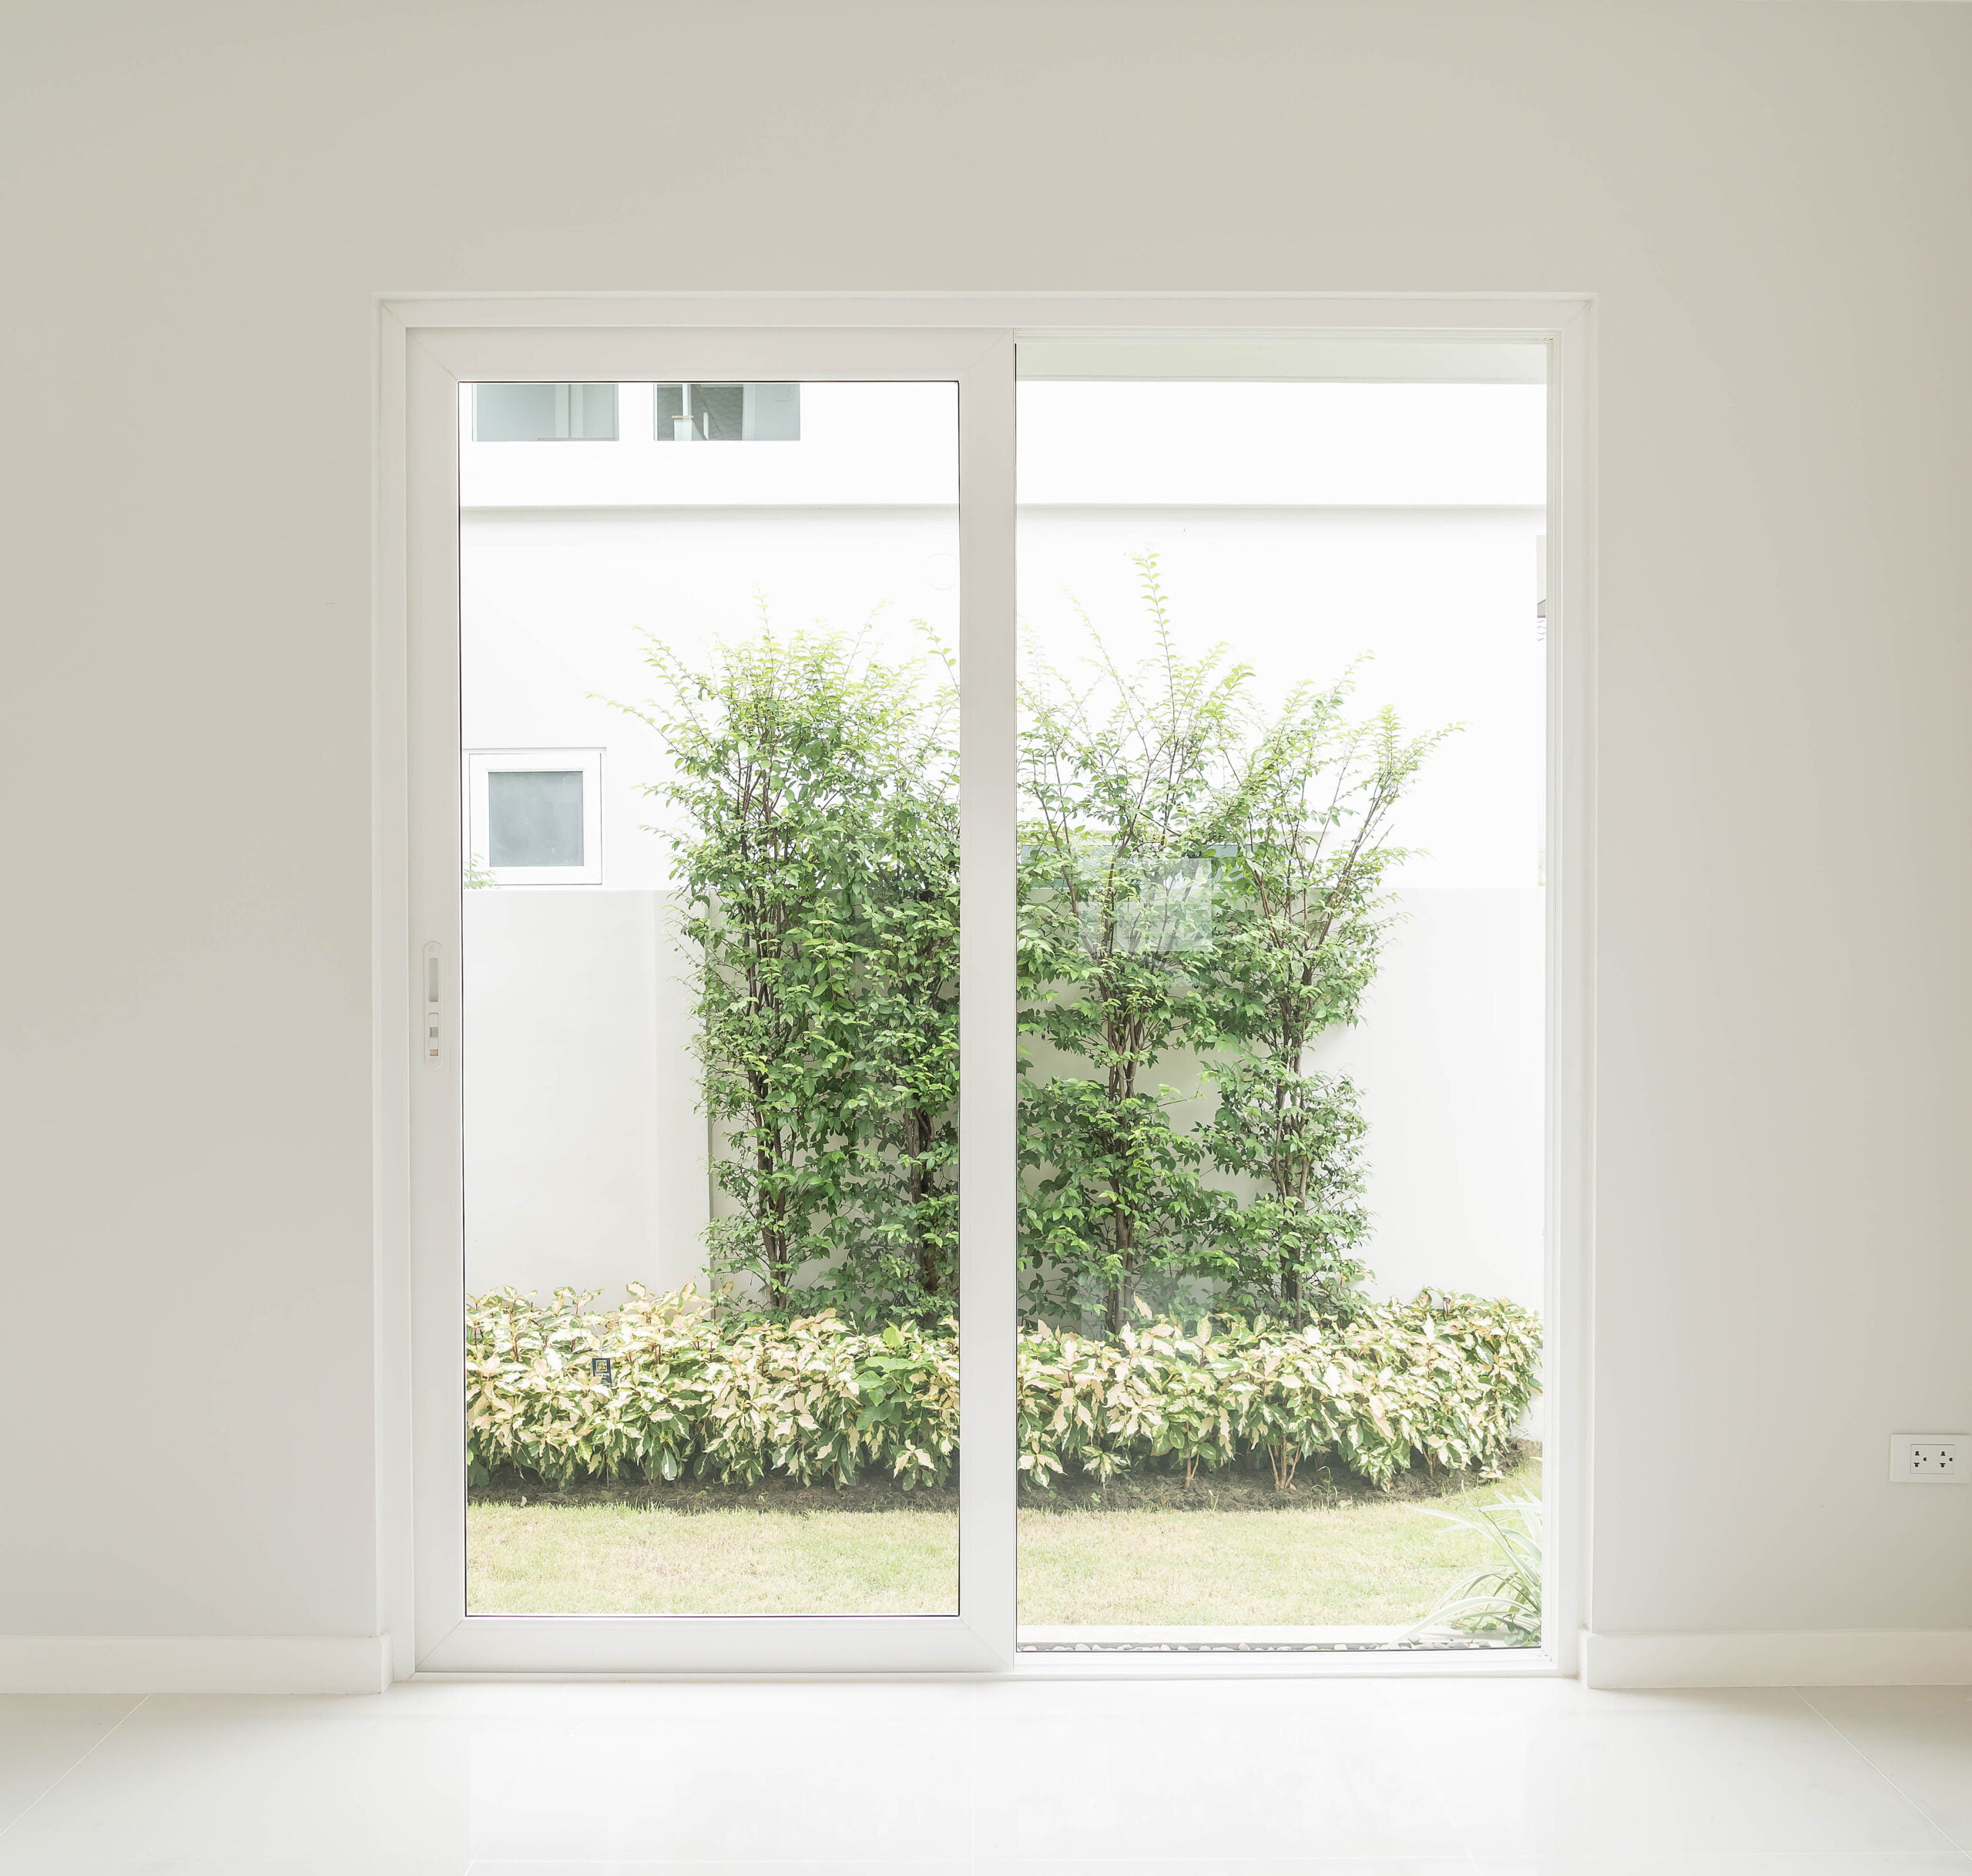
xmin=460 ymin=881 xmax=1547 ymax=1311
xmin=1314 ymin=887 xmax=1545 ymax=1308
xmin=461 ymin=473 xmax=1546 ymax=1312
xmin=461 ymin=889 xmax=707 ymax=1302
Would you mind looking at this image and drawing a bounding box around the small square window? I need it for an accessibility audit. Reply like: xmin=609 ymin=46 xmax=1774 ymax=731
xmin=473 ymin=383 xmax=619 ymax=441
xmin=655 ymin=382 xmax=800 ymax=441
xmin=488 ymin=769 xmax=583 ymax=868
xmin=465 ymin=750 xmax=603 ymax=884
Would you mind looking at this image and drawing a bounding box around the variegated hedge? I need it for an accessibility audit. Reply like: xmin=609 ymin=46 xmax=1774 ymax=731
xmin=466 ymin=1285 xmax=1540 ymax=1492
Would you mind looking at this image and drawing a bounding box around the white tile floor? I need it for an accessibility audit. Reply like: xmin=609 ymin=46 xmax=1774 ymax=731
xmin=0 ymin=1679 xmax=1967 ymax=1874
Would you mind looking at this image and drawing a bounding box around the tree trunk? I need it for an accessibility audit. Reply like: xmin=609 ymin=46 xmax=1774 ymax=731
xmin=907 ymin=1108 xmax=944 ymax=1300
xmin=1105 ymin=1266 xmax=1135 ymax=1334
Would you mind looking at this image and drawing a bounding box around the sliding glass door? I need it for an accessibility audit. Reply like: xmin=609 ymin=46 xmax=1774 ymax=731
xmin=406 ymin=328 xmax=1014 ymax=1673
xmin=1009 ymin=341 xmax=1549 ymax=1652
xmin=397 ymin=303 xmax=1578 ymax=1676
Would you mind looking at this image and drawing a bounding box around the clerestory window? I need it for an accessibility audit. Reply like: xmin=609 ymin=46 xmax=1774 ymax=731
xmin=472 ymin=383 xmax=619 ymax=441
xmin=654 ymin=382 xmax=800 ymax=441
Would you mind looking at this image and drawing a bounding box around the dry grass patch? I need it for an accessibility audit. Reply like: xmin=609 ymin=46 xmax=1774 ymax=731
xmin=1017 ymin=1461 xmax=1536 ymax=1626
xmin=468 ymin=1502 xmax=957 ymax=1616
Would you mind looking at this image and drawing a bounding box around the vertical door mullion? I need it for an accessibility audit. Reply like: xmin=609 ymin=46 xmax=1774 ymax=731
xmin=406 ymin=340 xmax=468 ymax=1666
xmin=955 ymin=335 xmax=1019 ymax=1661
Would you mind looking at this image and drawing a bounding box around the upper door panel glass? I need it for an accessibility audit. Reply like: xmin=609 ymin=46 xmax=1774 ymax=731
xmin=458 ymin=381 xmax=962 ymax=1616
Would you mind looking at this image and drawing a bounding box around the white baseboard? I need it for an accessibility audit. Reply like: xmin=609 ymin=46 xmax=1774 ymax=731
xmin=12 ymin=1629 xmax=1959 ymax=1693
xmin=0 ymin=1635 xmax=393 ymax=1695
xmin=1583 ymin=1628 xmax=1972 ymax=1689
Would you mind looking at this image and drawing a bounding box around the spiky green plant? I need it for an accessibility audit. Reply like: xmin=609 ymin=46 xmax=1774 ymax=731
xmin=1405 ymin=1494 xmax=1542 ymax=1639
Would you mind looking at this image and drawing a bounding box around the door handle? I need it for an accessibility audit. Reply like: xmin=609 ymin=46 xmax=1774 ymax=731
xmin=422 ymin=941 xmax=441 ymax=1062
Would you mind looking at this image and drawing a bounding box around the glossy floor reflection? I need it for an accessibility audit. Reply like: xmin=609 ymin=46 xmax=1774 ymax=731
xmin=0 ymin=1680 xmax=1967 ymax=1872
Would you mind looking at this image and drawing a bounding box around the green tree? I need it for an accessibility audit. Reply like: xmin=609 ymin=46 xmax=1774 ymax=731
xmin=619 ymin=623 xmax=959 ymax=1320
xmin=1199 ymin=691 xmax=1444 ymax=1321
xmin=1201 ymin=1062 xmax=1371 ymax=1321
xmin=811 ymin=662 xmax=961 ymax=1322
xmin=616 ymin=562 xmax=1442 ymax=1344
xmin=1015 ymin=557 xmax=1244 ymax=1331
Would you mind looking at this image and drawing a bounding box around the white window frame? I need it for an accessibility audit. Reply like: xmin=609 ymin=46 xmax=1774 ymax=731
xmin=374 ymin=292 xmax=1595 ymax=1683
xmin=465 ymin=747 xmax=604 ymax=885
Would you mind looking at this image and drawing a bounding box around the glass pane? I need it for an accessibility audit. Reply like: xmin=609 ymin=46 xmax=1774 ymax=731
xmin=1014 ymin=352 xmax=1548 ymax=1654
xmin=487 ymin=770 xmax=583 ymax=867
xmin=460 ymin=380 xmax=961 ymax=1616
xmin=567 ymin=382 xmax=619 ymax=440
xmin=654 ymin=383 xmax=800 ymax=441
xmin=746 ymin=382 xmax=800 ymax=440
xmin=474 ymin=382 xmax=619 ymax=441
xmin=474 ymin=384 xmax=559 ymax=441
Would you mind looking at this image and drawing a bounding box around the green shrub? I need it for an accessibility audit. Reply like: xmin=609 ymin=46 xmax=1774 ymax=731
xmin=606 ymin=565 xmax=1448 ymax=1331
xmin=467 ymin=1285 xmax=1540 ymax=1493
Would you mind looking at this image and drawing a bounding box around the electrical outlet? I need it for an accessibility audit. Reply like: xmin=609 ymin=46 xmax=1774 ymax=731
xmin=1890 ymin=1435 xmax=1970 ymax=1485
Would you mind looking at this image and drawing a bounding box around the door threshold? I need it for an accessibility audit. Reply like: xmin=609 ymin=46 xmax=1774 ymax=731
xmin=1019 ymin=1622 xmax=1480 ymax=1653
xmin=408 ymin=1647 xmax=1565 ymax=1683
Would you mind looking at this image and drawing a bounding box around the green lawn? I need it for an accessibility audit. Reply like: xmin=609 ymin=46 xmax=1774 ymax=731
xmin=468 ymin=1457 xmax=1538 ymax=1626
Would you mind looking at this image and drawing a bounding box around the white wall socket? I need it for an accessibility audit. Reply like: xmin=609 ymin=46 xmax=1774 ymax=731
xmin=1889 ymin=1434 xmax=1969 ymax=1484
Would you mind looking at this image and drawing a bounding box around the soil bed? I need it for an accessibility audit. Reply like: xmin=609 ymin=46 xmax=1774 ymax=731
xmin=470 ymin=1440 xmax=1536 ymax=1516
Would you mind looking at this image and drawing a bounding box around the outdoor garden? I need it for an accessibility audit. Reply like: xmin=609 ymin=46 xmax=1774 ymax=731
xmin=465 ymin=559 xmax=1544 ymax=1638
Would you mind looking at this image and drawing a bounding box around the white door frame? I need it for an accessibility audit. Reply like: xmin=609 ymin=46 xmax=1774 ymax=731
xmin=374 ymin=292 xmax=1595 ymax=1680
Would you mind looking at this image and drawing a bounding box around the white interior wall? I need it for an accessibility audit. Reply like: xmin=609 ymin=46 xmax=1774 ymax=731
xmin=4 ymin=0 xmax=1968 ymax=1663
